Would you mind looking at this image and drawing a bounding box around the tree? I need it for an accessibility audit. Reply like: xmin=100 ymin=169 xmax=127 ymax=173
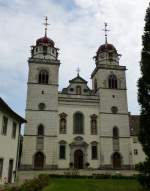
xmin=138 ymin=3 xmax=150 ymax=190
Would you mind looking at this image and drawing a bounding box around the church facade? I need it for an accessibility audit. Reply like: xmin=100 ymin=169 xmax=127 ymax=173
xmin=21 ymin=25 xmax=142 ymax=171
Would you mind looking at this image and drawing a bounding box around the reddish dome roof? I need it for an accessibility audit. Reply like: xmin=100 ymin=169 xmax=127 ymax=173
xmin=97 ymin=43 xmax=117 ymax=53
xmin=36 ymin=36 xmax=55 ymax=47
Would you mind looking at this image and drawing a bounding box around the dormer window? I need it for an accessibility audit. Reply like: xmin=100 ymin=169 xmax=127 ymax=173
xmin=76 ymin=86 xmax=81 ymax=95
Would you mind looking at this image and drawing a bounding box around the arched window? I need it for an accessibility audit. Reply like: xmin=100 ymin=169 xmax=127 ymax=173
xmin=39 ymin=70 xmax=49 ymax=84
xmin=73 ymin=112 xmax=84 ymax=134
xmin=37 ymin=125 xmax=44 ymax=150
xmin=59 ymin=113 xmax=67 ymax=134
xmin=91 ymin=114 xmax=97 ymax=135
xmin=76 ymin=86 xmax=81 ymax=95
xmin=112 ymin=152 xmax=122 ymax=169
xmin=37 ymin=124 xmax=44 ymax=136
xmin=113 ymin=127 xmax=119 ymax=138
xmin=94 ymin=79 xmax=97 ymax=92
xmin=108 ymin=74 xmax=117 ymax=89
xmin=34 ymin=152 xmax=44 ymax=169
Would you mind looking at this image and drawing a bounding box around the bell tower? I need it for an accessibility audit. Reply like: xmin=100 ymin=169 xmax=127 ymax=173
xmin=91 ymin=24 xmax=132 ymax=169
xmin=21 ymin=17 xmax=60 ymax=169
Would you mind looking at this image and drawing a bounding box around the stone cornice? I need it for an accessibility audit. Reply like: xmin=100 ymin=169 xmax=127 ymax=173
xmin=99 ymin=112 xmax=129 ymax=115
xmin=91 ymin=64 xmax=126 ymax=78
xmin=28 ymin=58 xmax=61 ymax=65
xmin=24 ymin=134 xmax=57 ymax=137
xmin=27 ymin=82 xmax=58 ymax=86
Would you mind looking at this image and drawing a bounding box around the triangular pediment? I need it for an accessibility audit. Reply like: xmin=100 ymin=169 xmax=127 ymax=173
xmin=69 ymin=75 xmax=87 ymax=84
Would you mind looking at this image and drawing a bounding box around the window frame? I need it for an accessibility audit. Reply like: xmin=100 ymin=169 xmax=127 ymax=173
xmin=2 ymin=116 xmax=8 ymax=135
xmin=108 ymin=74 xmax=118 ymax=89
xmin=12 ymin=122 xmax=17 ymax=139
xmin=76 ymin=86 xmax=81 ymax=95
xmin=38 ymin=70 xmax=49 ymax=84
xmin=59 ymin=113 xmax=67 ymax=134
xmin=91 ymin=142 xmax=98 ymax=160
xmin=91 ymin=114 xmax=97 ymax=135
xmin=113 ymin=126 xmax=119 ymax=138
xmin=73 ymin=112 xmax=84 ymax=134
xmin=134 ymin=149 xmax=138 ymax=155
xmin=37 ymin=124 xmax=44 ymax=136
xmin=59 ymin=144 xmax=66 ymax=159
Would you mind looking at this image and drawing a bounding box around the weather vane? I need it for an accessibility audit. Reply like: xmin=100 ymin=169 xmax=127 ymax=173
xmin=102 ymin=22 xmax=109 ymax=44
xmin=43 ymin=16 xmax=50 ymax=37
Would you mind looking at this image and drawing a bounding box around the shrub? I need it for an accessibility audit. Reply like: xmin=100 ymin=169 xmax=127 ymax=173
xmin=5 ymin=174 xmax=50 ymax=191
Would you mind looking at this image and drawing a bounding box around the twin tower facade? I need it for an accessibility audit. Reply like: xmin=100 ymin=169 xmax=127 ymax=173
xmin=21 ymin=31 xmax=132 ymax=171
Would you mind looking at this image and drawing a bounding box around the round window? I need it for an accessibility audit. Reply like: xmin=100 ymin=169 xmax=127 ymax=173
xmin=111 ymin=106 xmax=118 ymax=114
xmin=38 ymin=103 xmax=46 ymax=110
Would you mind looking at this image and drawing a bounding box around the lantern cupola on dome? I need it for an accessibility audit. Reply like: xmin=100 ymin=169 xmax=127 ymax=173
xmin=30 ymin=17 xmax=59 ymax=60
xmin=94 ymin=23 xmax=121 ymax=66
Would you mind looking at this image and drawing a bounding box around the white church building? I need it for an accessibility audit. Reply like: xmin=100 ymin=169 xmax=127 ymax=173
xmin=20 ymin=21 xmax=145 ymax=173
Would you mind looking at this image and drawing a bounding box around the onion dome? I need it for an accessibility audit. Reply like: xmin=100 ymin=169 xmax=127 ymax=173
xmin=36 ymin=36 xmax=55 ymax=47
xmin=97 ymin=43 xmax=117 ymax=54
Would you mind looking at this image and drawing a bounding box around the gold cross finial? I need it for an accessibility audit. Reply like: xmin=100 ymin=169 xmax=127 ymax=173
xmin=43 ymin=16 xmax=50 ymax=37
xmin=102 ymin=22 xmax=109 ymax=44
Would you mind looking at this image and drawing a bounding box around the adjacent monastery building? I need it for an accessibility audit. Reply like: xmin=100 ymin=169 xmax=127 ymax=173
xmin=21 ymin=20 xmax=145 ymax=173
xmin=0 ymin=98 xmax=25 ymax=184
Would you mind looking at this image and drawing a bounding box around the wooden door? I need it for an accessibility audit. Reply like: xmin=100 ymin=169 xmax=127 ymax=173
xmin=74 ymin=150 xmax=83 ymax=169
xmin=34 ymin=152 xmax=44 ymax=169
xmin=113 ymin=152 xmax=121 ymax=169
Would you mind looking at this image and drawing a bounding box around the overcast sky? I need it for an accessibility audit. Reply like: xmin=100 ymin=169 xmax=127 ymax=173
xmin=0 ymin=0 xmax=149 ymax=117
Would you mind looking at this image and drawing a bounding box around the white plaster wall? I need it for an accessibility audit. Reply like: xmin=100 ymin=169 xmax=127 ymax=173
xmin=22 ymin=58 xmax=60 ymax=167
xmin=26 ymin=85 xmax=58 ymax=111
xmin=99 ymin=114 xmax=130 ymax=137
xmin=99 ymin=89 xmax=128 ymax=114
xmin=100 ymin=138 xmax=132 ymax=165
xmin=0 ymin=111 xmax=20 ymax=184
xmin=94 ymin=68 xmax=127 ymax=90
xmin=57 ymin=101 xmax=100 ymax=169
xmin=28 ymin=63 xmax=59 ymax=85
xmin=130 ymin=137 xmax=146 ymax=165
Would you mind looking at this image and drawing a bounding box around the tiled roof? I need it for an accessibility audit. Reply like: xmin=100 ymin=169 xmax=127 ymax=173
xmin=0 ymin=97 xmax=26 ymax=123
xmin=69 ymin=74 xmax=87 ymax=84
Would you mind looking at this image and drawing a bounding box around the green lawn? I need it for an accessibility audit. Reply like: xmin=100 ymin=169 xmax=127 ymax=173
xmin=42 ymin=178 xmax=143 ymax=191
